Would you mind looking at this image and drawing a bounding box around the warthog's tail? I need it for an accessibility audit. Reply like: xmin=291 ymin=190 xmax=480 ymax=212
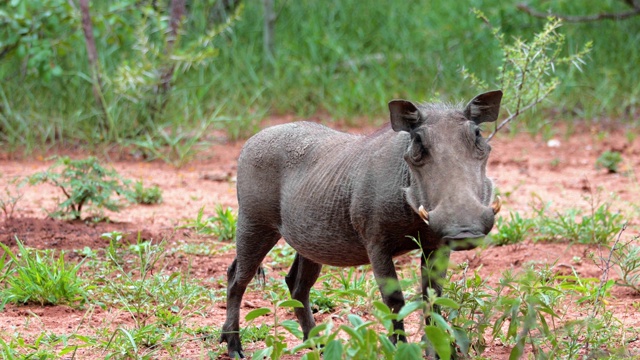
xmin=254 ymin=266 xmax=266 ymax=286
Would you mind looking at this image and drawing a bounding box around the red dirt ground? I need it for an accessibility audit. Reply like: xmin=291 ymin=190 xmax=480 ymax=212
xmin=1 ymin=118 xmax=639 ymax=359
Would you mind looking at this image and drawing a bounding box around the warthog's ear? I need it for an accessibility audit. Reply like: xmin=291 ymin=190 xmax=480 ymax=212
xmin=389 ymin=100 xmax=422 ymax=132
xmin=464 ymin=90 xmax=503 ymax=124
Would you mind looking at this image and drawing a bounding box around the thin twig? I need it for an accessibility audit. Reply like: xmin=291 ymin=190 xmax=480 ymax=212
xmin=591 ymin=223 xmax=627 ymax=318
xmin=517 ymin=3 xmax=640 ymax=22
xmin=487 ymin=98 xmax=545 ymax=141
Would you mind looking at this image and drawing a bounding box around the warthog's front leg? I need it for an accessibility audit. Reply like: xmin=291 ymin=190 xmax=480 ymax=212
xmin=421 ymin=248 xmax=451 ymax=358
xmin=368 ymin=245 xmax=407 ymax=344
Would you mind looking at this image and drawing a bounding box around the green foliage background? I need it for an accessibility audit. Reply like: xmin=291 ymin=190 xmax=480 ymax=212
xmin=1 ymin=0 xmax=638 ymax=150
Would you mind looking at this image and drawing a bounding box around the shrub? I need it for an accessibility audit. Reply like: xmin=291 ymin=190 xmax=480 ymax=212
xmin=595 ymin=151 xmax=623 ymax=173
xmin=27 ymin=156 xmax=131 ymax=220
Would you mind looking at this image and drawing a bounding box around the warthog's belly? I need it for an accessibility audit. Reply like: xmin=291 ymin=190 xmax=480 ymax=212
xmin=279 ymin=219 xmax=372 ymax=267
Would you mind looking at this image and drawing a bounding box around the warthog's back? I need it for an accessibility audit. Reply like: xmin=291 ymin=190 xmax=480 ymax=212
xmin=237 ymin=121 xmax=397 ymax=266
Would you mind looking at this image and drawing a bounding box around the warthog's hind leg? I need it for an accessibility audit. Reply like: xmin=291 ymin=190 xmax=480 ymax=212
xmin=285 ymin=253 xmax=323 ymax=340
xmin=220 ymin=219 xmax=280 ymax=359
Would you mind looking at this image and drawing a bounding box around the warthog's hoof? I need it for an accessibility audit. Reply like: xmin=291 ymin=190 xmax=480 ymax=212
xmin=220 ymin=331 xmax=244 ymax=359
xmin=228 ymin=350 xmax=245 ymax=359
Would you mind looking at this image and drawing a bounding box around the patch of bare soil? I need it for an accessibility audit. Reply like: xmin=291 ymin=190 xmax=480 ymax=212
xmin=1 ymin=121 xmax=639 ymax=359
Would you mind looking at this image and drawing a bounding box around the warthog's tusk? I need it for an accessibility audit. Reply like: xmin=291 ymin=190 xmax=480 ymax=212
xmin=418 ymin=205 xmax=429 ymax=226
xmin=491 ymin=195 xmax=502 ymax=215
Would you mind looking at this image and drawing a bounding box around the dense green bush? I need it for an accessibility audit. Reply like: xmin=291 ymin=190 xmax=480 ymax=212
xmin=1 ymin=0 xmax=637 ymax=151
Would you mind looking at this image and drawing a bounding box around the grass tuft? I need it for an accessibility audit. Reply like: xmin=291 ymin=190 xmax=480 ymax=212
xmin=0 ymin=239 xmax=90 ymax=308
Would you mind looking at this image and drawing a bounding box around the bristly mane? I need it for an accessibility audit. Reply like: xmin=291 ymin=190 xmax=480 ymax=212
xmin=418 ymin=101 xmax=463 ymax=113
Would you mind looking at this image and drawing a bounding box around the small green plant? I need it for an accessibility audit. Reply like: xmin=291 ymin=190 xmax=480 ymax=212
xmin=210 ymin=205 xmax=238 ymax=241
xmin=444 ymin=267 xmax=495 ymax=357
xmin=0 ymin=239 xmax=90 ymax=308
xmin=101 ymin=324 xmax=173 ymax=358
xmin=557 ymin=271 xmax=614 ymax=305
xmin=625 ymin=130 xmax=637 ymax=144
xmin=180 ymin=205 xmax=237 ymax=241
xmin=595 ymin=150 xmax=623 ymax=173
xmin=322 ymin=266 xmax=374 ymax=308
xmin=0 ymin=183 xmax=23 ymax=220
xmin=244 ymin=294 xmax=305 ymax=359
xmin=491 ymin=267 xmax=565 ymax=359
xmin=102 ymin=231 xmax=125 ymax=266
xmin=266 ymin=243 xmax=297 ymax=268
xmin=611 ymin=236 xmax=640 ymax=294
xmin=27 ymin=157 xmax=132 ymax=220
xmin=290 ymin=300 xmax=427 ymax=360
xmin=241 ymin=324 xmax=271 ymax=343
xmin=0 ymin=332 xmax=89 ymax=359
xmin=309 ymin=288 xmax=337 ymax=313
xmin=491 ymin=211 xmax=534 ymax=246
xmin=0 ymin=248 xmax=10 ymax=284
xmin=130 ymin=125 xmax=211 ymax=168
xmin=130 ymin=180 xmax=163 ymax=205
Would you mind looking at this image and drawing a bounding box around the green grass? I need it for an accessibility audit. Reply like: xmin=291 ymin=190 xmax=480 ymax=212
xmin=0 ymin=239 xmax=90 ymax=308
xmin=179 ymin=205 xmax=238 ymax=241
xmin=0 ymin=194 xmax=636 ymax=358
xmin=491 ymin=211 xmax=535 ymax=246
xmin=491 ymin=196 xmax=625 ymax=245
xmin=1 ymin=229 xmax=638 ymax=359
xmin=532 ymin=202 xmax=624 ymax=244
xmin=1 ymin=0 xmax=638 ymax=154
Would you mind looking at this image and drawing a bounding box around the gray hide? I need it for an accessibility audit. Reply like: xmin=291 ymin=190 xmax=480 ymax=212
xmin=220 ymin=90 xmax=503 ymax=358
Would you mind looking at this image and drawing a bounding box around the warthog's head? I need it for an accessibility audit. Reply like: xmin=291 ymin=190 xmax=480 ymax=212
xmin=389 ymin=90 xmax=503 ymax=250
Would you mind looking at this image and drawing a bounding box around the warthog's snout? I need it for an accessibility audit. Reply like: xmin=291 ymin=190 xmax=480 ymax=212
xmin=421 ymin=197 xmax=501 ymax=251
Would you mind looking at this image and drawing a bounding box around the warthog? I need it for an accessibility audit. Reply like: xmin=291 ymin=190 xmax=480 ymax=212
xmin=221 ymin=90 xmax=503 ymax=358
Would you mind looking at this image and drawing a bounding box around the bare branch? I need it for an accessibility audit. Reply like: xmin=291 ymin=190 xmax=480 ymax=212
xmin=159 ymin=0 xmax=186 ymax=96
xmin=79 ymin=0 xmax=108 ymax=127
xmin=263 ymin=0 xmax=276 ymax=62
xmin=517 ymin=2 xmax=640 ymax=22
xmin=487 ymin=98 xmax=546 ymax=141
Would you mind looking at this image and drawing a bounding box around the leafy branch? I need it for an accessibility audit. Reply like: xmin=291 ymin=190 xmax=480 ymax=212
xmin=463 ymin=11 xmax=592 ymax=140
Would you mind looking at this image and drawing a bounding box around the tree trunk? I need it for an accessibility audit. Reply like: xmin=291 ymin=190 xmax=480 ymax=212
xmin=157 ymin=0 xmax=186 ymax=112
xmin=263 ymin=0 xmax=276 ymax=63
xmin=79 ymin=0 xmax=108 ymax=127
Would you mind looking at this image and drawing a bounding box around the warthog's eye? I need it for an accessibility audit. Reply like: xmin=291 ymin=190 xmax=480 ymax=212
xmin=471 ymin=124 xmax=490 ymax=157
xmin=406 ymin=133 xmax=428 ymax=165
